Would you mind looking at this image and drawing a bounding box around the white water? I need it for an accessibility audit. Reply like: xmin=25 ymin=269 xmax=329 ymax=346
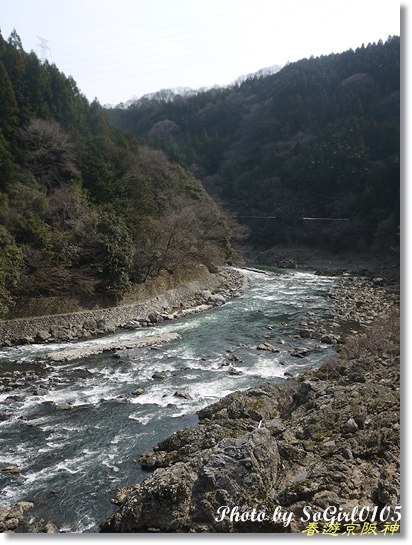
xmin=0 ymin=267 xmax=339 ymax=532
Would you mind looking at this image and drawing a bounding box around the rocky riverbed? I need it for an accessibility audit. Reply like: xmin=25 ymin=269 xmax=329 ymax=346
xmin=0 ymin=265 xmax=401 ymax=533
xmin=100 ymin=274 xmax=400 ymax=534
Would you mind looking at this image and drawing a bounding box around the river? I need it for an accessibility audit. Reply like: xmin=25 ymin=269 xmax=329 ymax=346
xmin=0 ymin=267 xmax=340 ymax=532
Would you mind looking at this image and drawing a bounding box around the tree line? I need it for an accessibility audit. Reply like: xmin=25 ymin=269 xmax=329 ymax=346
xmin=107 ymin=37 xmax=400 ymax=253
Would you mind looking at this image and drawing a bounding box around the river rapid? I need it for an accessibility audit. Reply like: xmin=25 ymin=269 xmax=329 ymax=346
xmin=0 ymin=267 xmax=341 ymax=532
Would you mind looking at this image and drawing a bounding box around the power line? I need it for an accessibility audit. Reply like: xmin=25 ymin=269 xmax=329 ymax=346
xmin=78 ymin=44 xmax=280 ymax=85
xmin=52 ymin=0 xmax=280 ymax=52
xmin=53 ymin=11 xmax=277 ymax=62
xmin=229 ymin=216 xmax=350 ymax=220
xmin=55 ymin=19 xmax=279 ymax=67
xmin=302 ymin=217 xmax=349 ymax=221
xmin=69 ymin=33 xmax=276 ymax=79
xmin=51 ymin=0 xmax=317 ymax=60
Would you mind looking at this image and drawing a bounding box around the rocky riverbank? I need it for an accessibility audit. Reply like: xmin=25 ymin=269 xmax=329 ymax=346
xmin=0 ymin=266 xmax=401 ymax=534
xmin=0 ymin=268 xmax=248 ymax=348
xmin=100 ymin=275 xmax=400 ymax=534
xmin=241 ymin=244 xmax=400 ymax=282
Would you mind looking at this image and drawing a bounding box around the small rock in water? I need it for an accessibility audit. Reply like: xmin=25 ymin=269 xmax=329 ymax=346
xmin=228 ymin=353 xmax=242 ymax=363
xmin=1 ymin=466 xmax=21 ymax=474
xmin=173 ymin=391 xmax=192 ymax=400
xmin=131 ymin=388 xmax=144 ymax=396
xmin=257 ymin=342 xmax=280 ymax=353
xmin=290 ymin=347 xmax=309 ymax=358
xmin=321 ymin=333 xmax=341 ymax=344
xmin=152 ymin=372 xmax=165 ymax=380
xmin=55 ymin=403 xmax=73 ymax=410
xmin=43 ymin=523 xmax=58 ymax=533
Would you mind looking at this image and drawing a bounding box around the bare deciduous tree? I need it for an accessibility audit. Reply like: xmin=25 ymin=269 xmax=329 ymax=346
xmin=18 ymin=118 xmax=78 ymax=192
xmin=137 ymin=194 xmax=232 ymax=280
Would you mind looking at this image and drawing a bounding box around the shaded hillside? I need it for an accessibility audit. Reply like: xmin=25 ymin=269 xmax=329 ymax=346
xmin=0 ymin=30 xmax=233 ymax=318
xmin=108 ymin=37 xmax=400 ymax=253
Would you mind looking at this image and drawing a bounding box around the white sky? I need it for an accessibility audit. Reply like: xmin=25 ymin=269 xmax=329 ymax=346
xmin=0 ymin=0 xmax=401 ymax=106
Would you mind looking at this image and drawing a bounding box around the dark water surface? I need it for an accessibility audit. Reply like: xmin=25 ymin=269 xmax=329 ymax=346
xmin=0 ymin=267 xmax=339 ymax=532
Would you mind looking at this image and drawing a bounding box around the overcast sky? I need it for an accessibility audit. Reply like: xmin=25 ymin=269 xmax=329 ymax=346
xmin=0 ymin=0 xmax=401 ymax=106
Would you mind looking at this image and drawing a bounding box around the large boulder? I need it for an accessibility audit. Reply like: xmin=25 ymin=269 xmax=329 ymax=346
xmin=101 ymin=428 xmax=280 ymax=533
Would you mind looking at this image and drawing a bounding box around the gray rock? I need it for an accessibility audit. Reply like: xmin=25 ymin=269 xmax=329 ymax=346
xmin=265 ymin=419 xmax=286 ymax=436
xmin=196 ymin=290 xmax=212 ymax=303
xmin=131 ymin=388 xmax=144 ymax=396
xmin=257 ymin=342 xmax=279 ymax=353
xmin=174 ymin=391 xmax=193 ymax=400
xmin=5 ymin=518 xmax=19 ymax=530
xmin=228 ymin=353 xmax=242 ymax=363
xmin=35 ymin=330 xmax=51 ymax=342
xmin=321 ymin=334 xmax=341 ymax=344
xmin=43 ymin=523 xmax=58 ymax=533
xmin=290 ymin=347 xmax=309 ymax=358
xmin=343 ymin=417 xmax=358 ymax=434
xmin=1 ymin=466 xmax=21 ymax=474
xmin=19 ymin=336 xmax=33 ymax=345
xmin=55 ymin=403 xmax=73 ymax=410
xmin=101 ymin=428 xmax=279 ymax=533
xmin=82 ymin=319 xmax=97 ymax=330
xmin=124 ymin=320 xmax=141 ymax=330
xmin=208 ymin=293 xmax=226 ymax=306
xmin=31 ymin=388 xmax=48 ymax=396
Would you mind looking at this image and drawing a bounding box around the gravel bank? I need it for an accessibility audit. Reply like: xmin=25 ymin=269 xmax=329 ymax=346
xmin=46 ymin=332 xmax=182 ymax=363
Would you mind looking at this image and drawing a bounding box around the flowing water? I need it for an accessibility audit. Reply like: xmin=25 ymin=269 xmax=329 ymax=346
xmin=0 ymin=267 xmax=340 ymax=532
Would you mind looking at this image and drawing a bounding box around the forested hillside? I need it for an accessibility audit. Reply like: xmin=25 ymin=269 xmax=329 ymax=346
xmin=0 ymin=30 xmax=232 ymax=318
xmin=108 ymin=37 xmax=400 ymax=253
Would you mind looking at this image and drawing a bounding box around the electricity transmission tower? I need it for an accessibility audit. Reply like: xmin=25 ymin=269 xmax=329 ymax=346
xmin=36 ymin=36 xmax=51 ymax=62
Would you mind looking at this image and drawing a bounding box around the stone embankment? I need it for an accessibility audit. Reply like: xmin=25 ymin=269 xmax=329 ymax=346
xmin=100 ymin=275 xmax=400 ymax=534
xmin=0 ymin=268 xmax=248 ymax=348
